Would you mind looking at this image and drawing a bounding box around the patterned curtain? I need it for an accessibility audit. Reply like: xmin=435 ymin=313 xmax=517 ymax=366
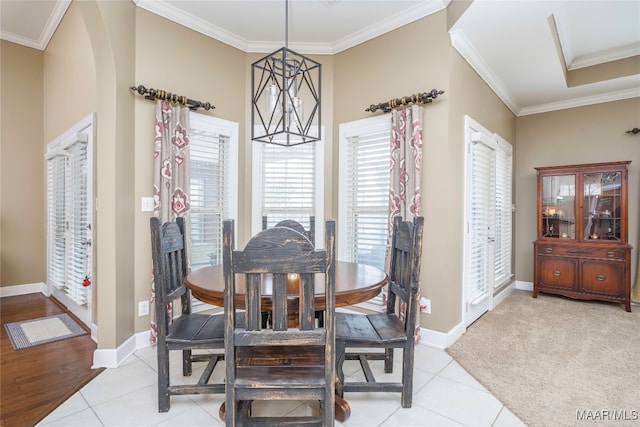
xmin=387 ymin=104 xmax=423 ymax=342
xmin=149 ymin=100 xmax=191 ymax=344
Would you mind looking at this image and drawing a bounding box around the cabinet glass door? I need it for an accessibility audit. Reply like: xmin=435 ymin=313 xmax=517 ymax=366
xmin=542 ymin=174 xmax=576 ymax=239
xmin=583 ymin=172 xmax=621 ymax=241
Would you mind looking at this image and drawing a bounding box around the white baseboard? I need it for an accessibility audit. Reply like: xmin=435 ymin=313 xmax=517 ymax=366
xmin=418 ymin=321 xmax=465 ymax=350
xmin=515 ymin=280 xmax=533 ymax=291
xmin=93 ymin=334 xmax=138 ymax=368
xmin=92 ymin=329 xmax=153 ymax=368
xmin=0 ymin=282 xmax=47 ymax=297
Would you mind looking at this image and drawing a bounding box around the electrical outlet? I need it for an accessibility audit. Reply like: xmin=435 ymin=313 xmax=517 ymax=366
xmin=419 ymin=297 xmax=431 ymax=314
xmin=138 ymin=300 xmax=149 ymax=317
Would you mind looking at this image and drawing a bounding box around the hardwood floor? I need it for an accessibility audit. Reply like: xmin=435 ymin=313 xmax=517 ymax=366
xmin=1 ymin=293 xmax=104 ymax=427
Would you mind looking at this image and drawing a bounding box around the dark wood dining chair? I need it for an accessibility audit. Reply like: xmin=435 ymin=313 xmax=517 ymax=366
xmin=150 ymin=217 xmax=225 ymax=412
xmin=335 ymin=216 xmax=424 ymax=408
xmin=262 ymin=216 xmax=316 ymax=244
xmin=223 ymin=219 xmax=336 ymax=426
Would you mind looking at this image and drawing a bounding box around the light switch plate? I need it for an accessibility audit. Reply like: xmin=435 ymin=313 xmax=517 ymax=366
xmin=138 ymin=300 xmax=149 ymax=316
xmin=141 ymin=197 xmax=155 ymax=212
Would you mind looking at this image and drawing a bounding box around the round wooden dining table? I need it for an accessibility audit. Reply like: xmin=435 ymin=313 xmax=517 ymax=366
xmin=186 ymin=260 xmax=387 ymax=311
xmin=185 ymin=260 xmax=388 ymax=423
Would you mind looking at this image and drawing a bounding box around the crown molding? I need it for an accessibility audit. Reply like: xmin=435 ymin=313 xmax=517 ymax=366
xmin=518 ymin=87 xmax=640 ymax=116
xmin=569 ymin=44 xmax=640 ymax=71
xmin=135 ymin=0 xmax=251 ymax=52
xmin=449 ymin=29 xmax=521 ymax=116
xmin=554 ymin=9 xmax=640 ymax=71
xmin=40 ymin=0 xmax=71 ymax=50
xmin=0 ymin=0 xmax=70 ymax=51
xmin=331 ymin=0 xmax=449 ymax=54
xmin=136 ymin=0 xmax=449 ymax=55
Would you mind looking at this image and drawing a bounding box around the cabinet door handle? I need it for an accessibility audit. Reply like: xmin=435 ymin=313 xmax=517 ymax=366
xmin=553 ymin=270 xmax=561 ymax=277
xmin=596 ymin=274 xmax=606 ymax=281
xmin=545 ymin=248 xmax=553 ymax=254
xmin=606 ymin=251 xmax=616 ymax=258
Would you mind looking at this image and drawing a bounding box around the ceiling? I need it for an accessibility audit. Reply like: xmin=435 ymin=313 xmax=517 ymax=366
xmin=1 ymin=0 xmax=638 ymax=116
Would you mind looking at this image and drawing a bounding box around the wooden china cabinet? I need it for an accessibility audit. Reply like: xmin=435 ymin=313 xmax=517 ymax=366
xmin=533 ymin=161 xmax=632 ymax=311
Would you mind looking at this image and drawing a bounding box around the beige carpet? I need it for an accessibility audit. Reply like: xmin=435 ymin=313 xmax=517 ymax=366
xmin=447 ymin=290 xmax=640 ymax=427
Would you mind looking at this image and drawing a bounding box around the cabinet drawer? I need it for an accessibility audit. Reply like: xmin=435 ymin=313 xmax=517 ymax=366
xmin=581 ymin=261 xmax=625 ymax=296
xmin=538 ymin=257 xmax=576 ymax=289
xmin=537 ymin=245 xmax=626 ymax=259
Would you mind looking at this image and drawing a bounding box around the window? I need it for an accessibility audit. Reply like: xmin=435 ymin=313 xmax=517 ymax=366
xmin=338 ymin=115 xmax=391 ymax=271
xmin=252 ymin=135 xmax=324 ymax=246
xmin=189 ymin=113 xmax=238 ymax=270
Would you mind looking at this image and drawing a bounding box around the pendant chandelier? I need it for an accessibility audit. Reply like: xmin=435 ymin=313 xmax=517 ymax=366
xmin=251 ymin=0 xmax=321 ymax=146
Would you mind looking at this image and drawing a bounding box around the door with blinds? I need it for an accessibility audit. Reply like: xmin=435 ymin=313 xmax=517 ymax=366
xmin=463 ymin=116 xmax=513 ymax=328
xmin=46 ymin=115 xmax=94 ymax=328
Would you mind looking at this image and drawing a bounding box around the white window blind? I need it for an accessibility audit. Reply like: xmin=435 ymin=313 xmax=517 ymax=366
xmin=189 ymin=113 xmax=238 ymax=270
xmin=251 ymin=134 xmax=324 ymax=245
xmin=261 ymin=143 xmax=316 ymax=230
xmin=46 ymin=153 xmax=67 ymax=292
xmin=494 ymin=136 xmax=513 ymax=287
xmin=339 ymin=115 xmax=390 ymax=272
xmin=46 ymin=134 xmax=90 ymax=306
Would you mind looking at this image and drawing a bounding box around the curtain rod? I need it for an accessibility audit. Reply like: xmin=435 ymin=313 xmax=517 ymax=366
xmin=130 ymin=85 xmax=215 ymax=111
xmin=365 ymin=89 xmax=444 ymax=113
xmin=625 ymin=127 xmax=639 ymax=135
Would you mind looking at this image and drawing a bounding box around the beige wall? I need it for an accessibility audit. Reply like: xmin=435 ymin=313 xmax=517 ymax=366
xmin=43 ymin=2 xmax=96 ymax=143
xmin=0 ymin=41 xmax=45 ymax=286
xmin=132 ymin=8 xmax=247 ymax=333
xmin=514 ymin=98 xmax=640 ymax=286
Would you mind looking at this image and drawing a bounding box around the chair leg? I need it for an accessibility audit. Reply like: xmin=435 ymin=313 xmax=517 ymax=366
xmin=183 ymin=349 xmax=192 ymax=376
xmin=335 ymin=341 xmax=346 ymax=398
xmin=384 ymin=348 xmax=394 ymax=373
xmin=400 ymin=345 xmax=415 ymax=408
xmin=158 ymin=347 xmax=170 ymax=412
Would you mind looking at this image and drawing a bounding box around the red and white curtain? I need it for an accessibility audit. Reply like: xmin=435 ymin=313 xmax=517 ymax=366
xmin=389 ymin=104 xmax=423 ymax=224
xmin=150 ymin=100 xmax=191 ymax=344
xmin=387 ymin=104 xmax=423 ymax=342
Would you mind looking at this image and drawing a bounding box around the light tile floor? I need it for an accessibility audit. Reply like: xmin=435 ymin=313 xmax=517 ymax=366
xmin=38 ymin=344 xmax=525 ymax=426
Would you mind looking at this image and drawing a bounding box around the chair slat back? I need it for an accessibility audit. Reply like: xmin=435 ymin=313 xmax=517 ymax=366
xmin=386 ymin=216 xmax=424 ymax=334
xmin=150 ymin=217 xmax=190 ymax=338
xmin=223 ymin=218 xmax=335 ymax=362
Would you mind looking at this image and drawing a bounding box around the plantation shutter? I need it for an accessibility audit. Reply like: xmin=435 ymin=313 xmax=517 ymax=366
xmin=46 ymin=133 xmax=90 ymax=306
xmin=494 ymin=138 xmax=513 ymax=287
xmin=467 ymin=134 xmax=495 ymax=304
xmin=46 ymin=153 xmax=66 ymax=291
xmin=189 ymin=118 xmax=230 ymax=269
xmin=343 ymin=127 xmax=390 ymax=271
xmin=260 ymin=142 xmax=316 ymax=230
